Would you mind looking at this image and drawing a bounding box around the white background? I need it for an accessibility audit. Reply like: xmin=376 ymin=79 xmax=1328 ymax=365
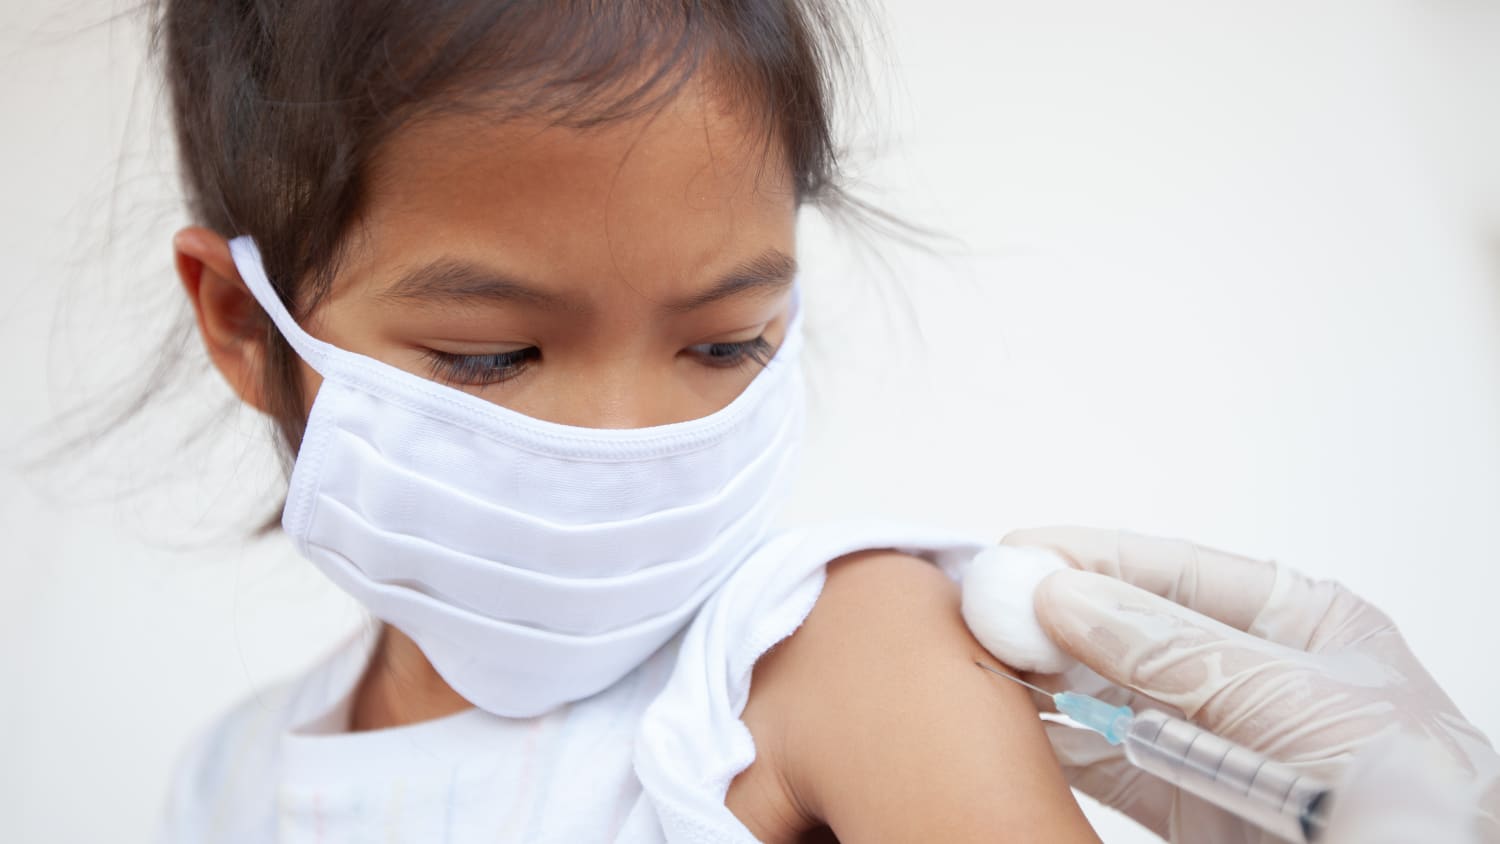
xmin=4 ymin=1 xmax=1499 ymax=842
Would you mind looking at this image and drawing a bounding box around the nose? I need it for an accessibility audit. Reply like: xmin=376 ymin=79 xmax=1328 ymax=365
xmin=537 ymin=359 xmax=697 ymax=430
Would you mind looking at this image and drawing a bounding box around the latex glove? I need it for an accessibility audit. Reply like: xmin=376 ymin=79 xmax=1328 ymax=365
xmin=995 ymin=526 xmax=1500 ymax=844
xmin=1322 ymin=730 xmax=1481 ymax=844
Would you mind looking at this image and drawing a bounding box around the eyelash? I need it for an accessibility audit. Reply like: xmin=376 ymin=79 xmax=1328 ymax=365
xmin=423 ymin=347 xmax=540 ymax=387
xmin=423 ymin=336 xmax=775 ymax=387
xmin=693 ymin=336 xmax=776 ymax=370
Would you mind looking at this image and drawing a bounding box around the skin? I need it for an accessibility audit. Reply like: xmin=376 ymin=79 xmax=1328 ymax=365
xmin=174 ymin=76 xmax=1098 ymax=842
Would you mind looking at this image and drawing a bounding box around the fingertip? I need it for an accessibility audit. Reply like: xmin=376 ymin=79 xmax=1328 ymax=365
xmin=1033 ymin=566 xmax=1071 ymax=603
xmin=1031 ymin=568 xmax=1089 ymax=654
xmin=1032 ymin=567 xmax=1108 ymax=619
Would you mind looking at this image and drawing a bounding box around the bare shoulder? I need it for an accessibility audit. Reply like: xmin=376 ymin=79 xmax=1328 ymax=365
xmin=727 ymin=549 xmax=1098 ymax=844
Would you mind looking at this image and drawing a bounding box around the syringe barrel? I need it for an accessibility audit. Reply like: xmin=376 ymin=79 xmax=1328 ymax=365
xmin=1123 ymin=709 xmax=1331 ymax=843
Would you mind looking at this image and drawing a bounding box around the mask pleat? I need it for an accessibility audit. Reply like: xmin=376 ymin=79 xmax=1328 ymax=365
xmin=303 ymin=445 xmax=794 ymax=635
xmin=313 ymin=408 xmax=800 ymax=578
xmin=325 ymin=377 xmax=800 ymax=524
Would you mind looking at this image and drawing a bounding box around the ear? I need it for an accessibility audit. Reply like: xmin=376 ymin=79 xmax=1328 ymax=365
xmin=173 ymin=226 xmax=273 ymax=414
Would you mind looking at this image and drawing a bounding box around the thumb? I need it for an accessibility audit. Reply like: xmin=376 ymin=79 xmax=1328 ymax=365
xmin=1034 ymin=568 xmax=1300 ymax=721
xmin=1041 ymin=720 xmax=1174 ymax=840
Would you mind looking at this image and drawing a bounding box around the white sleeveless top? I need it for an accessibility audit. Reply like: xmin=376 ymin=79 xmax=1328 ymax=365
xmin=158 ymin=519 xmax=990 ymax=843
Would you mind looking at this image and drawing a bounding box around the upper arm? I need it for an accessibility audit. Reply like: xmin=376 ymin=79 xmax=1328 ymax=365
xmin=736 ymin=549 xmax=1099 ymax=843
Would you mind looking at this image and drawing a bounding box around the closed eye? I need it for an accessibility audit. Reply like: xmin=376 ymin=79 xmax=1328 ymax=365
xmin=423 ymin=347 xmax=539 ymax=387
xmin=421 ymin=335 xmax=776 ymax=389
xmin=687 ymin=336 xmax=776 ymax=369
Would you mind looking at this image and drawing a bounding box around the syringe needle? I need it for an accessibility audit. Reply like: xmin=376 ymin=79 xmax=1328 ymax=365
xmin=974 ymin=661 xmax=1053 ymax=697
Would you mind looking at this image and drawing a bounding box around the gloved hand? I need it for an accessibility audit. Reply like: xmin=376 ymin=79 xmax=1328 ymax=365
xmin=993 ymin=526 xmax=1499 ymax=844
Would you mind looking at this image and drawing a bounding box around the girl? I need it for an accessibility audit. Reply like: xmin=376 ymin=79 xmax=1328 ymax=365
xmin=155 ymin=1 xmax=1099 ymax=841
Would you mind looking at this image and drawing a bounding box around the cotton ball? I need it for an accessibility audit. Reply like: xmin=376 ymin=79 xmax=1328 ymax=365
xmin=960 ymin=545 xmax=1077 ymax=674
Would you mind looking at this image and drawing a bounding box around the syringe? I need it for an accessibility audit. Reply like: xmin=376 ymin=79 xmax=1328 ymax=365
xmin=977 ymin=662 xmax=1334 ymax=843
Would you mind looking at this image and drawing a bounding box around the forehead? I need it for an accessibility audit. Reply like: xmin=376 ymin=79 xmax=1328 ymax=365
xmin=337 ymin=78 xmax=797 ymax=303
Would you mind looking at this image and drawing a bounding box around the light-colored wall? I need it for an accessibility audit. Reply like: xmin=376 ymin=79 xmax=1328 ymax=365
xmin=4 ymin=2 xmax=1497 ymax=841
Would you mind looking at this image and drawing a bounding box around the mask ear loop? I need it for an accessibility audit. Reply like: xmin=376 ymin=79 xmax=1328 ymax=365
xmin=227 ymin=235 xmax=336 ymax=376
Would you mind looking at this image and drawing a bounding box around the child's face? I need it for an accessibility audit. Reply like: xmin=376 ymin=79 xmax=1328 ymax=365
xmin=288 ymin=80 xmax=799 ymax=429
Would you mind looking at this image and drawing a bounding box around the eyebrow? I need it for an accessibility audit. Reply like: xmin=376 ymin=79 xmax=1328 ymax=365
xmin=665 ymin=250 xmax=797 ymax=313
xmin=376 ymin=249 xmax=796 ymax=312
xmin=377 ymin=260 xmax=563 ymax=308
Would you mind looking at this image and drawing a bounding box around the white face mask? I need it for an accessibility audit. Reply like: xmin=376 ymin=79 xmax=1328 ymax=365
xmin=228 ymin=237 xmax=806 ymax=717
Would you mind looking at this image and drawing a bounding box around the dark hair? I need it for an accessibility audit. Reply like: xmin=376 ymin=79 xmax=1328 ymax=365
xmin=150 ymin=0 xmax=881 ymax=462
